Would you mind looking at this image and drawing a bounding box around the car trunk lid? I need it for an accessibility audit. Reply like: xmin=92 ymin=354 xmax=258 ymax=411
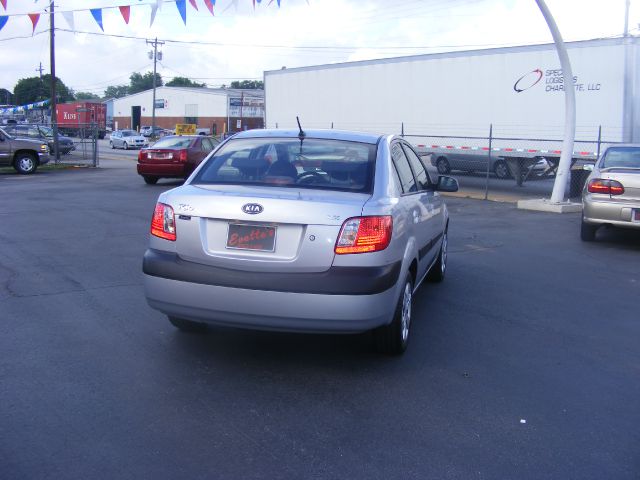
xmin=600 ymin=169 xmax=640 ymax=201
xmin=165 ymin=184 xmax=369 ymax=273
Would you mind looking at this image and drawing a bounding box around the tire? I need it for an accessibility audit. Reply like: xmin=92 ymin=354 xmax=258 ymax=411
xmin=168 ymin=316 xmax=208 ymax=333
xmin=580 ymin=219 xmax=597 ymax=242
xmin=110 ymin=141 xmax=115 ymax=149
xmin=436 ymin=156 xmax=451 ymax=174
xmin=14 ymin=153 xmax=38 ymax=175
xmin=494 ymin=160 xmax=511 ymax=179
xmin=427 ymin=229 xmax=448 ymax=283
xmin=373 ymin=272 xmax=413 ymax=355
xmin=143 ymin=175 xmax=159 ymax=185
xmin=123 ymin=142 xmax=129 ymax=150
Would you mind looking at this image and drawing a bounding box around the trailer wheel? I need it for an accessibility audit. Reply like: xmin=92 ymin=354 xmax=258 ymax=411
xmin=494 ymin=160 xmax=511 ymax=179
xmin=436 ymin=156 xmax=451 ymax=174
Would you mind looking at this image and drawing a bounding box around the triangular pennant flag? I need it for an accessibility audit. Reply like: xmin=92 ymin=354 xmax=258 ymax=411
xmin=203 ymin=0 xmax=214 ymax=15
xmin=268 ymin=0 xmax=281 ymax=6
xmin=156 ymin=0 xmax=162 ymax=10
xmin=175 ymin=0 xmax=186 ymax=25
xmin=119 ymin=6 xmax=130 ymax=24
xmin=149 ymin=4 xmax=158 ymax=26
xmin=62 ymin=11 xmax=74 ymax=30
xmin=28 ymin=13 xmax=39 ymax=33
xmin=188 ymin=0 xmax=198 ymax=11
xmin=90 ymin=8 xmax=104 ymax=31
xmin=0 ymin=16 xmax=7 ymax=31
xmin=0 ymin=0 xmax=6 ymax=11
xmin=223 ymin=0 xmax=238 ymax=13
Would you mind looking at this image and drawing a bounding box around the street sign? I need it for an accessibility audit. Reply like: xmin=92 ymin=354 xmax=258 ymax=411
xmin=175 ymin=124 xmax=196 ymax=135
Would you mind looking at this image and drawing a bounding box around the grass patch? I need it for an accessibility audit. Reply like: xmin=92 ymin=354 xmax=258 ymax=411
xmin=0 ymin=163 xmax=82 ymax=175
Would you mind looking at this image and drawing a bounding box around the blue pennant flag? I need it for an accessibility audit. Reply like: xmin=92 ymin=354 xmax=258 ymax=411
xmin=90 ymin=8 xmax=104 ymax=31
xmin=175 ymin=0 xmax=187 ymax=25
xmin=0 ymin=16 xmax=7 ymax=32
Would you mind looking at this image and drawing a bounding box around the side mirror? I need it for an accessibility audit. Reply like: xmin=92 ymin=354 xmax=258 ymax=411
xmin=436 ymin=175 xmax=459 ymax=192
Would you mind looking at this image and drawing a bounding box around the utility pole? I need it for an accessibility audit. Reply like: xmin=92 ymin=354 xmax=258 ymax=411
xmin=624 ymin=0 xmax=630 ymax=37
xmin=49 ymin=1 xmax=60 ymax=162
xmin=146 ymin=38 xmax=164 ymax=134
xmin=36 ymin=62 xmax=44 ymax=78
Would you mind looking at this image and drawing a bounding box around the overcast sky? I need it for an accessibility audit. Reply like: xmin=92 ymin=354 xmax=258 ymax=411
xmin=0 ymin=0 xmax=638 ymax=97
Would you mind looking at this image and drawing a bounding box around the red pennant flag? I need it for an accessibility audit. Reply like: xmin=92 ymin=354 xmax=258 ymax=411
xmin=28 ymin=13 xmax=40 ymax=34
xmin=189 ymin=0 xmax=198 ymax=10
xmin=119 ymin=6 xmax=131 ymax=24
xmin=203 ymin=0 xmax=214 ymax=15
xmin=0 ymin=0 xmax=6 ymax=11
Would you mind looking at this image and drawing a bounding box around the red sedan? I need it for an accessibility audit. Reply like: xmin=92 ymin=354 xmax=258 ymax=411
xmin=137 ymin=135 xmax=219 ymax=184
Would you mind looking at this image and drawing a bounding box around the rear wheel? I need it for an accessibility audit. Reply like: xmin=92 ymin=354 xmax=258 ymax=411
xmin=143 ymin=175 xmax=159 ymax=185
xmin=580 ymin=218 xmax=597 ymax=242
xmin=14 ymin=153 xmax=38 ymax=175
xmin=494 ymin=160 xmax=511 ymax=179
xmin=168 ymin=316 xmax=208 ymax=333
xmin=427 ymin=229 xmax=448 ymax=282
xmin=374 ymin=272 xmax=413 ymax=355
xmin=436 ymin=156 xmax=451 ymax=174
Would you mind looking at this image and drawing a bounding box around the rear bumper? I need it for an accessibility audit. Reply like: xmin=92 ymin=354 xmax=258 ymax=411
xmin=583 ymin=196 xmax=640 ymax=229
xmin=142 ymin=249 xmax=402 ymax=333
xmin=137 ymin=163 xmax=187 ymax=177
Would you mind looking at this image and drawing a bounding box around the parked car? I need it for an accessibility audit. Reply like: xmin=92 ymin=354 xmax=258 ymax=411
xmin=142 ymin=129 xmax=458 ymax=354
xmin=0 ymin=127 xmax=50 ymax=174
xmin=140 ymin=126 xmax=167 ymax=138
xmin=3 ymin=124 xmax=75 ymax=155
xmin=581 ymin=144 xmax=640 ymax=241
xmin=109 ymin=130 xmax=148 ymax=150
xmin=137 ymin=135 xmax=219 ymax=184
xmin=430 ymin=152 xmax=511 ymax=179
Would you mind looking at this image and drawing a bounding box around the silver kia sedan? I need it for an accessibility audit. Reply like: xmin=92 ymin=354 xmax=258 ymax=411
xmin=143 ymin=129 xmax=458 ymax=354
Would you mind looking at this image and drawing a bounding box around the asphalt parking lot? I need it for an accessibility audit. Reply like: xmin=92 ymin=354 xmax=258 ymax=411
xmin=1 ymin=157 xmax=638 ymax=479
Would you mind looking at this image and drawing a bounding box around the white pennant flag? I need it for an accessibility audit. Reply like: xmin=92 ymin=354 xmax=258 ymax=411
xmin=62 ymin=11 xmax=74 ymax=30
xmin=150 ymin=4 xmax=158 ymax=27
xmin=157 ymin=0 xmax=162 ymax=11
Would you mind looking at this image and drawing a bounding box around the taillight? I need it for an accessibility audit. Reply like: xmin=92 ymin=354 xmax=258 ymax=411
xmin=138 ymin=150 xmax=147 ymax=161
xmin=150 ymin=203 xmax=176 ymax=241
xmin=175 ymin=149 xmax=188 ymax=162
xmin=335 ymin=216 xmax=392 ymax=254
xmin=587 ymin=179 xmax=625 ymax=195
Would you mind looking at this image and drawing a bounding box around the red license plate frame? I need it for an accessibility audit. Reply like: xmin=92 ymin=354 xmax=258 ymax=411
xmin=226 ymin=223 xmax=276 ymax=252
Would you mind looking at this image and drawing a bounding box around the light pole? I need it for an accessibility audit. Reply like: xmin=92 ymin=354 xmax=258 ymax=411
xmin=146 ymin=38 xmax=164 ymax=134
xmin=535 ymin=0 xmax=576 ymax=204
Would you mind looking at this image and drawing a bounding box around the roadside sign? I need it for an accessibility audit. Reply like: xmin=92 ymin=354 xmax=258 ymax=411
xmin=175 ymin=123 xmax=196 ymax=135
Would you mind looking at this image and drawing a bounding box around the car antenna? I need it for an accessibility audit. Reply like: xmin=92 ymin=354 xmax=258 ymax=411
xmin=296 ymin=116 xmax=305 ymax=152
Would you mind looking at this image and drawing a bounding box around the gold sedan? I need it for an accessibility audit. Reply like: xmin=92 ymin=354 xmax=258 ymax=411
xmin=581 ymin=144 xmax=640 ymax=241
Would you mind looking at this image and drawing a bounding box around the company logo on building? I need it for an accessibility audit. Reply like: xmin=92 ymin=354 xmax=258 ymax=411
xmin=513 ymin=69 xmax=543 ymax=93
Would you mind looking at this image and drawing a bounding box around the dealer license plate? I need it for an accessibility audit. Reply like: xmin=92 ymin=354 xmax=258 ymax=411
xmin=226 ymin=223 xmax=276 ymax=252
xmin=633 ymin=209 xmax=640 ymax=222
xmin=149 ymin=152 xmax=173 ymax=160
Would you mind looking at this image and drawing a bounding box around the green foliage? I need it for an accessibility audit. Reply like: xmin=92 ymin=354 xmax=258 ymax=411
xmin=104 ymin=85 xmax=129 ymax=99
xmin=230 ymin=80 xmax=264 ymax=90
xmin=0 ymin=88 xmax=12 ymax=104
xmin=129 ymin=71 xmax=163 ymax=95
xmin=76 ymin=91 xmax=101 ymax=100
xmin=13 ymin=75 xmax=73 ymax=105
xmin=166 ymin=76 xmax=207 ymax=88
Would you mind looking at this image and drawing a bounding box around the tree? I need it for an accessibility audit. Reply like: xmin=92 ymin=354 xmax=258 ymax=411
xmin=13 ymin=75 xmax=73 ymax=105
xmin=230 ymin=80 xmax=264 ymax=90
xmin=166 ymin=76 xmax=206 ymax=88
xmin=129 ymin=71 xmax=163 ymax=95
xmin=104 ymin=85 xmax=129 ymax=99
xmin=76 ymin=91 xmax=101 ymax=100
xmin=0 ymin=88 xmax=12 ymax=104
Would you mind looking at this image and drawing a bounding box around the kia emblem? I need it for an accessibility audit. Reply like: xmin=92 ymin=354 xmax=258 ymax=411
xmin=242 ymin=203 xmax=264 ymax=215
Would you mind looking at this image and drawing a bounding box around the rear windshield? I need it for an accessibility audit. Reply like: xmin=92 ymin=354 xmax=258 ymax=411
xmin=152 ymin=137 xmax=194 ymax=149
xmin=192 ymin=137 xmax=377 ymax=193
xmin=601 ymin=147 xmax=640 ymax=169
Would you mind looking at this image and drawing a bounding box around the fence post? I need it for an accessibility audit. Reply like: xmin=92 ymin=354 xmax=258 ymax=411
xmin=484 ymin=124 xmax=493 ymax=200
xmin=596 ymin=125 xmax=602 ymax=159
xmin=401 ymin=122 xmax=405 ymax=137
xmin=331 ymin=122 xmax=334 ymax=129
xmin=93 ymin=123 xmax=98 ymax=167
